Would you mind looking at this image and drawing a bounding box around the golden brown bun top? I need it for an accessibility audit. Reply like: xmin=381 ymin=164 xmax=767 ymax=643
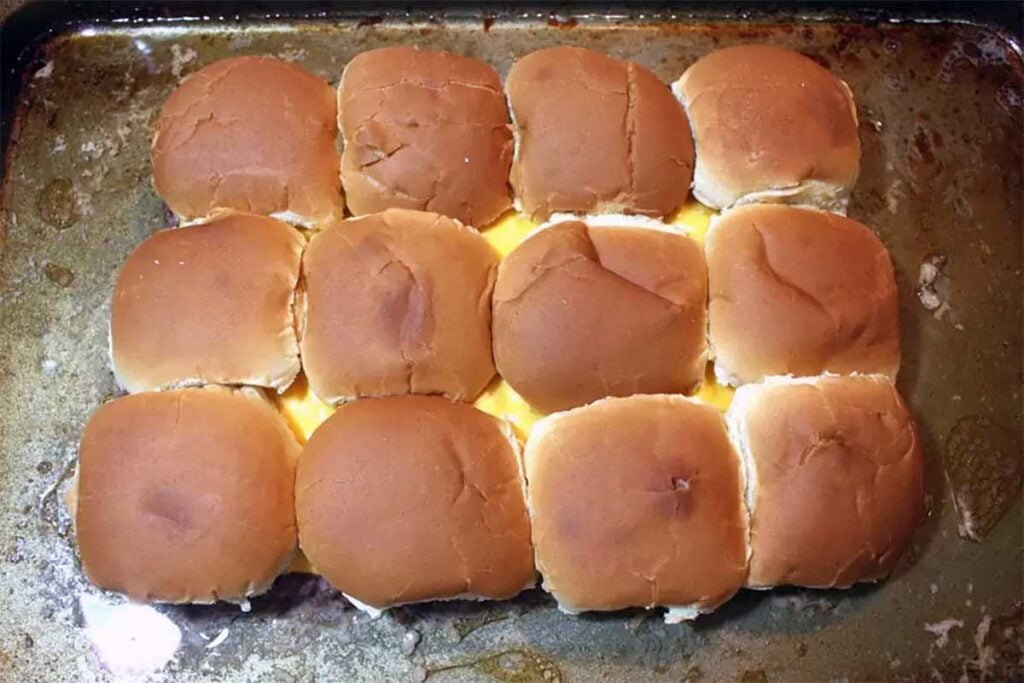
xmin=731 ymin=375 xmax=924 ymax=588
xmin=339 ymin=47 xmax=512 ymax=227
xmin=296 ymin=395 xmax=534 ymax=608
xmin=300 ymin=208 xmax=498 ymax=404
xmin=525 ymin=395 xmax=748 ymax=614
xmin=707 ymin=204 xmax=899 ymax=385
xmin=676 ymin=44 xmax=860 ymax=210
xmin=152 ymin=56 xmax=343 ymax=227
xmin=111 ymin=211 xmax=304 ymax=394
xmin=493 ymin=219 xmax=707 ymax=413
xmin=75 ymin=387 xmax=299 ymax=603
xmin=507 ymin=46 xmax=694 ymax=220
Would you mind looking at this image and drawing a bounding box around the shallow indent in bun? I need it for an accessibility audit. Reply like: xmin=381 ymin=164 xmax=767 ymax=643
xmin=111 ymin=211 xmax=305 ymax=394
xmin=707 ymin=204 xmax=899 ymax=387
xmin=507 ymin=46 xmax=694 ymax=221
xmin=74 ymin=387 xmax=299 ymax=603
xmin=674 ymin=44 xmax=860 ymax=212
xmin=295 ymin=395 xmax=534 ymax=612
xmin=493 ymin=217 xmax=707 ymax=413
xmin=338 ymin=47 xmax=513 ymax=228
xmin=727 ymin=374 xmax=924 ymax=588
xmin=524 ymin=394 xmax=748 ymax=621
xmin=300 ymin=208 xmax=498 ymax=404
xmin=152 ymin=56 xmax=343 ymax=227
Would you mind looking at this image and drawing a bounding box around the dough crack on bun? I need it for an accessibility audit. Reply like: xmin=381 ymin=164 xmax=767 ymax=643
xmin=295 ymin=396 xmax=535 ymax=613
xmin=727 ymin=374 xmax=924 ymax=589
xmin=524 ymin=394 xmax=748 ymax=621
xmin=673 ymin=44 xmax=860 ymax=213
xmin=506 ymin=47 xmax=694 ymax=220
xmin=72 ymin=387 xmax=300 ymax=604
xmin=707 ymin=204 xmax=900 ymax=386
xmin=151 ymin=56 xmax=343 ymax=227
xmin=493 ymin=217 xmax=707 ymax=413
xmin=300 ymin=208 xmax=498 ymax=404
xmin=338 ymin=47 xmax=513 ymax=227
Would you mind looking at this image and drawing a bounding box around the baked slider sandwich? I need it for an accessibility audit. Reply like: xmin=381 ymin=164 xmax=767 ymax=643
xmin=71 ymin=387 xmax=300 ymax=603
xmin=295 ymin=395 xmax=534 ymax=614
xmin=111 ymin=211 xmax=304 ymax=394
xmin=525 ymin=394 xmax=748 ymax=621
xmin=506 ymin=46 xmax=694 ymax=221
xmin=300 ymin=208 xmax=498 ymax=404
xmin=707 ymin=204 xmax=899 ymax=387
xmin=152 ymin=56 xmax=343 ymax=227
xmin=493 ymin=216 xmax=707 ymax=413
xmin=338 ymin=47 xmax=513 ymax=227
xmin=673 ymin=44 xmax=860 ymax=213
xmin=727 ymin=374 xmax=924 ymax=588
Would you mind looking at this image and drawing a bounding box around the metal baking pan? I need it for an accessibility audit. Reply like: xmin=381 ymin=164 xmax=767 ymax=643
xmin=1 ymin=2 xmax=1021 ymax=680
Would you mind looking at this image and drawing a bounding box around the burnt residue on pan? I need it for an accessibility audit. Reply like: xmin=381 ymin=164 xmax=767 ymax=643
xmin=0 ymin=10 xmax=1021 ymax=683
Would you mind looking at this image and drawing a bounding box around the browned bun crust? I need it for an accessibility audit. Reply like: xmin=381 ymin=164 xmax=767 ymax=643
xmin=110 ymin=211 xmax=304 ymax=394
xmin=674 ymin=44 xmax=860 ymax=211
xmin=525 ymin=395 xmax=748 ymax=617
xmin=75 ymin=387 xmax=299 ymax=603
xmin=295 ymin=395 xmax=534 ymax=609
xmin=492 ymin=219 xmax=707 ymax=413
xmin=300 ymin=209 xmax=498 ymax=403
xmin=728 ymin=375 xmax=924 ymax=588
xmin=338 ymin=47 xmax=513 ymax=228
xmin=506 ymin=46 xmax=694 ymax=221
xmin=707 ymin=204 xmax=899 ymax=386
xmin=152 ymin=56 xmax=343 ymax=227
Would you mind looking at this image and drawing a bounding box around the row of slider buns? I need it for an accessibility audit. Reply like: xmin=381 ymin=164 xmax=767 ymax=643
xmin=71 ymin=374 xmax=922 ymax=619
xmin=151 ymin=43 xmax=860 ymax=229
xmin=109 ymin=204 xmax=898 ymax=408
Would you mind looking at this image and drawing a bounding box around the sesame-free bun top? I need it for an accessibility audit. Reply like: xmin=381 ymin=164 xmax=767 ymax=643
xmin=493 ymin=217 xmax=707 ymax=413
xmin=111 ymin=211 xmax=304 ymax=394
xmin=152 ymin=56 xmax=343 ymax=227
xmin=296 ymin=395 xmax=534 ymax=610
xmin=707 ymin=204 xmax=899 ymax=386
xmin=73 ymin=387 xmax=299 ymax=603
xmin=300 ymin=209 xmax=498 ymax=404
xmin=339 ymin=47 xmax=513 ymax=227
xmin=674 ymin=44 xmax=860 ymax=212
xmin=525 ymin=394 xmax=748 ymax=620
xmin=506 ymin=46 xmax=694 ymax=221
xmin=727 ymin=375 xmax=924 ymax=588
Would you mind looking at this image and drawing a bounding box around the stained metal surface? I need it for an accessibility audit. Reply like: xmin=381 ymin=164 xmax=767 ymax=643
xmin=0 ymin=9 xmax=1022 ymax=682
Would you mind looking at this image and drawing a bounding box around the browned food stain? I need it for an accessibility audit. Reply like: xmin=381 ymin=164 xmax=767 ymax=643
xmin=547 ymin=15 xmax=578 ymax=30
xmin=738 ymin=669 xmax=768 ymax=682
xmin=426 ymin=648 xmax=562 ymax=682
xmin=36 ymin=178 xmax=80 ymax=229
xmin=43 ymin=262 xmax=74 ymax=287
xmin=453 ymin=611 xmax=510 ymax=640
xmin=944 ymin=415 xmax=1022 ymax=541
xmin=483 ymin=15 xmax=496 ymax=32
xmin=356 ymin=16 xmax=383 ymax=28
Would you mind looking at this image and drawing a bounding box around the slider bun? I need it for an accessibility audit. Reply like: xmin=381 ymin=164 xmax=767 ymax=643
xmin=300 ymin=208 xmax=498 ymax=404
xmin=74 ymin=387 xmax=299 ymax=603
xmin=728 ymin=374 xmax=924 ymax=588
xmin=295 ymin=395 xmax=534 ymax=611
xmin=493 ymin=217 xmax=707 ymax=413
xmin=525 ymin=394 xmax=748 ymax=620
xmin=111 ymin=211 xmax=304 ymax=394
xmin=674 ymin=44 xmax=860 ymax=212
xmin=152 ymin=56 xmax=343 ymax=227
xmin=507 ymin=46 xmax=694 ymax=221
xmin=339 ymin=47 xmax=513 ymax=227
xmin=707 ymin=204 xmax=899 ymax=386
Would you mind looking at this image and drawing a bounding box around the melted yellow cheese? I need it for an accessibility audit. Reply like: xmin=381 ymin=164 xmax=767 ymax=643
xmin=274 ymin=374 xmax=335 ymax=444
xmin=668 ymin=200 xmax=717 ymax=246
xmin=481 ymin=209 xmax=538 ymax=257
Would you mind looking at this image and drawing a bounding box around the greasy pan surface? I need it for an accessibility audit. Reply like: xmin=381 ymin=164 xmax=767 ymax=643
xmin=0 ymin=9 xmax=1021 ymax=682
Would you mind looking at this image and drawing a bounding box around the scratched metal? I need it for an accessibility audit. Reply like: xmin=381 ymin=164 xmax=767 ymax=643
xmin=0 ymin=11 xmax=1021 ymax=683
